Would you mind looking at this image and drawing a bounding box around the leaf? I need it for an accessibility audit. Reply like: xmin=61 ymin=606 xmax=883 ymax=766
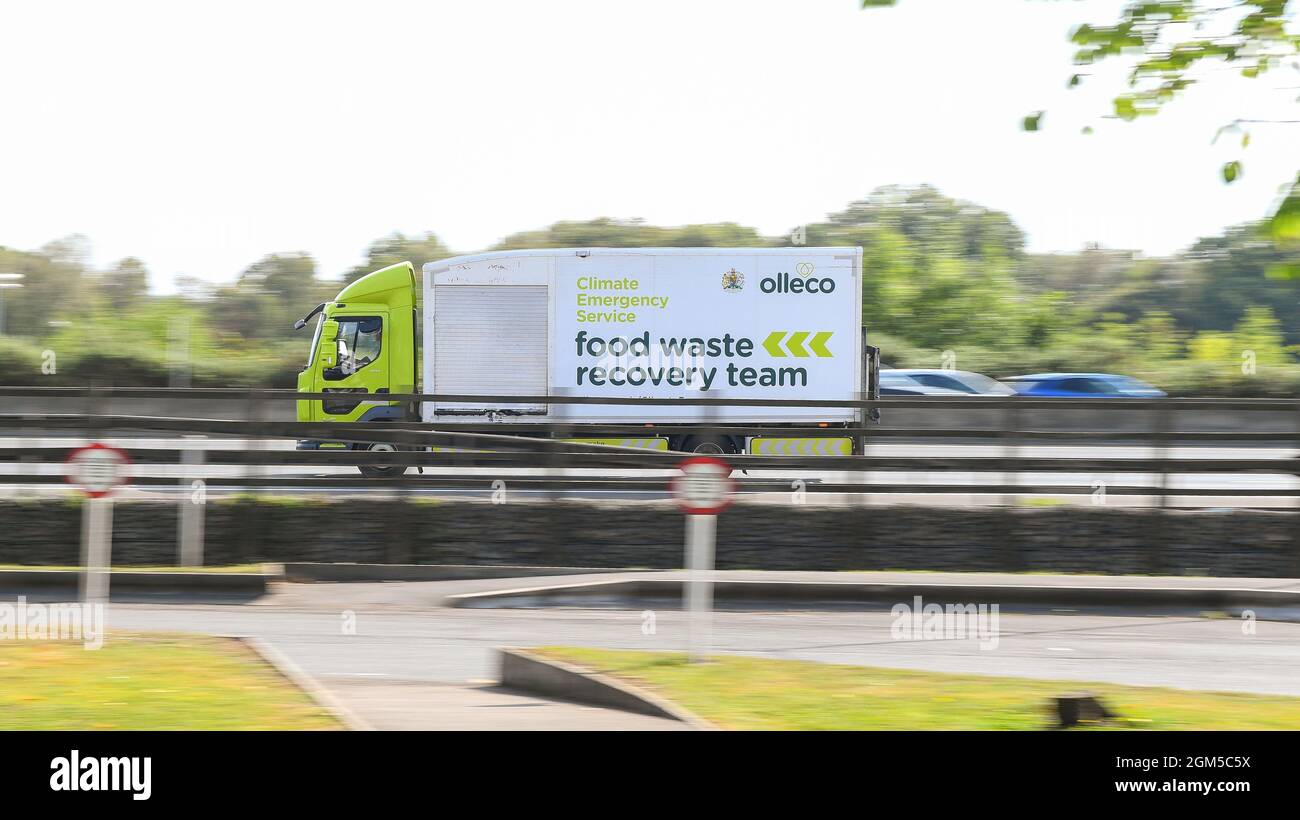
xmin=860 ymin=0 xmax=897 ymax=6
xmin=1211 ymin=122 xmax=1238 ymax=145
xmin=1222 ymin=160 xmax=1242 ymax=184
xmin=1268 ymin=177 xmax=1300 ymax=243
xmin=1081 ymin=126 xmax=1094 ymax=135
xmin=1068 ymin=74 xmax=1082 ymax=88
xmin=1022 ymin=111 xmax=1044 ymax=132
xmin=1264 ymin=262 xmax=1300 ymax=280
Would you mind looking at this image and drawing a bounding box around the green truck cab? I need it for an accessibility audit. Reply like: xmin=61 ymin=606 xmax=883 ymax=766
xmin=295 ymin=262 xmax=419 ymax=436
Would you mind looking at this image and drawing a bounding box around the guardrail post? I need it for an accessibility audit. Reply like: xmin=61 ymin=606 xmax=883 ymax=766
xmin=1148 ymin=399 xmax=1171 ymax=574
xmin=237 ymin=388 xmax=266 ymax=563
xmin=385 ymin=454 xmax=413 ymax=564
xmin=84 ymin=383 xmax=105 ymax=444
xmin=540 ymin=390 xmax=574 ymax=558
xmin=999 ymin=400 xmax=1024 ymax=570
xmin=178 ymin=435 xmax=205 ymax=566
xmin=1292 ymin=399 xmax=1300 ymax=576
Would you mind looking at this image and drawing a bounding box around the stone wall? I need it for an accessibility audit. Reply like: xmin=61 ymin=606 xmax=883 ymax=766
xmin=1 ymin=499 xmax=1295 ymax=577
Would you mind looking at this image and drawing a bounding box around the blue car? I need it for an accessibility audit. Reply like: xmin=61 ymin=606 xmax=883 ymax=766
xmin=1003 ymin=373 xmax=1166 ymax=398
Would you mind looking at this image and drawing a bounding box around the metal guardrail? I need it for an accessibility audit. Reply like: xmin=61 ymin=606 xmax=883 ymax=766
xmin=0 ymin=387 xmax=1298 ymax=502
xmin=3 ymin=384 xmax=1300 ymax=409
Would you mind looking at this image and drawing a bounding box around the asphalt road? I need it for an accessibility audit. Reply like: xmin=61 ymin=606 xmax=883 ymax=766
xmin=3 ymin=437 xmax=1298 ymax=507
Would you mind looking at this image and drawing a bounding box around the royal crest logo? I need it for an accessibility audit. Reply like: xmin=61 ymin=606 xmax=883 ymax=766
xmin=721 ymin=268 xmax=744 ymax=291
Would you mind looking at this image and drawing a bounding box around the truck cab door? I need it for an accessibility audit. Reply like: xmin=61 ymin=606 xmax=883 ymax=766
xmin=315 ymin=313 xmax=391 ymax=422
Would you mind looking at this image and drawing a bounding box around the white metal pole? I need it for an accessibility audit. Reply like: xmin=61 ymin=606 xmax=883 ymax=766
xmin=82 ymin=497 xmax=113 ymax=607
xmin=685 ymin=513 xmax=716 ymax=663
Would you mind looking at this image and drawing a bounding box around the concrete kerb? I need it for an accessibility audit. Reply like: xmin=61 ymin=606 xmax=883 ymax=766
xmin=235 ymin=635 xmax=372 ymax=731
xmin=497 ymin=647 xmax=715 ymax=730
xmin=450 ymin=577 xmax=1300 ymax=612
xmin=0 ymin=569 xmax=271 ymax=592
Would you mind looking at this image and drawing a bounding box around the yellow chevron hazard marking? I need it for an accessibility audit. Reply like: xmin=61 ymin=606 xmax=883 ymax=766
xmin=786 ymin=331 xmax=810 ymax=357
xmin=748 ymin=437 xmax=853 ymax=456
xmin=762 ymin=331 xmax=834 ymax=358
xmin=762 ymin=331 xmax=786 ymax=357
xmin=808 ymin=331 xmax=833 ymax=357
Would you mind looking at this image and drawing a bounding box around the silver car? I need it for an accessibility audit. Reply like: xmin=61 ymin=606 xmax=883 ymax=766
xmin=889 ymin=369 xmax=1016 ymax=395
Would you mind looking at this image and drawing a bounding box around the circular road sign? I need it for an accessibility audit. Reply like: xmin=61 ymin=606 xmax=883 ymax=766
xmin=65 ymin=443 xmax=131 ymax=498
xmin=671 ymin=456 xmax=735 ymax=515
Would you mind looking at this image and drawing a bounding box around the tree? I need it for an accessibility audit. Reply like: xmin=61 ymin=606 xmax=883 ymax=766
xmin=783 ymin=186 xmax=1029 ymax=349
xmin=862 ymin=1 xmax=1299 ymax=256
xmin=865 ymin=2 xmax=1297 ymax=154
xmin=0 ymin=236 xmax=94 ymax=337
xmin=345 ymin=232 xmax=451 ymax=284
xmin=491 ymin=218 xmax=765 ymax=250
xmin=217 ymin=253 xmax=332 ymax=341
xmin=101 ymin=257 xmax=149 ymax=311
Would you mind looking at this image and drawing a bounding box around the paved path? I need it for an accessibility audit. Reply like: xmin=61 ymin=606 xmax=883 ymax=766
xmin=320 ymin=680 xmax=687 ymax=730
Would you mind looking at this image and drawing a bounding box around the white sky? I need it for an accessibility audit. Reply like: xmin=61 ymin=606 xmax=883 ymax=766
xmin=1 ymin=0 xmax=1296 ymax=293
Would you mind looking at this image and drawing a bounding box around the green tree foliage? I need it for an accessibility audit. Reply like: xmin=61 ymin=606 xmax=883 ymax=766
xmin=216 ymin=253 xmax=335 ymax=341
xmin=2 ymin=187 xmax=1300 ymax=393
xmin=100 ymin=257 xmax=149 ymax=311
xmin=0 ymin=236 xmax=95 ymax=336
xmin=861 ymin=1 xmax=1299 ymax=269
xmin=344 ymin=232 xmax=451 ymax=284
xmin=787 ymin=186 xmax=1028 ymax=349
xmin=492 ymin=218 xmax=765 ymax=250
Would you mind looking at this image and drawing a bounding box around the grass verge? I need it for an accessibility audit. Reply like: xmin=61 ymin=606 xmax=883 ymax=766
xmin=536 ymin=647 xmax=1300 ymax=730
xmin=0 ymin=633 xmax=339 ymax=729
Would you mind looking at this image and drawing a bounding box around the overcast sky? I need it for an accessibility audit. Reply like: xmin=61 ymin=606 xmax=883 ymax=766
xmin=1 ymin=0 xmax=1296 ymax=292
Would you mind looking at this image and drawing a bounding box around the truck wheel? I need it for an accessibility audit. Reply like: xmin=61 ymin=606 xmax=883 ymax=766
xmin=357 ymin=442 xmax=408 ymax=478
xmin=680 ymin=435 xmax=738 ymax=455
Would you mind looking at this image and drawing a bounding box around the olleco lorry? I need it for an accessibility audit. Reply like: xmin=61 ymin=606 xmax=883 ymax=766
xmin=295 ymin=247 xmax=877 ymax=476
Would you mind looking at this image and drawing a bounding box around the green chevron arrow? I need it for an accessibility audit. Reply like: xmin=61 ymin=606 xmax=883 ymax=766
xmin=786 ymin=331 xmax=810 ymax=357
xmin=763 ymin=331 xmax=787 ymax=357
xmin=809 ymin=331 xmax=833 ymax=357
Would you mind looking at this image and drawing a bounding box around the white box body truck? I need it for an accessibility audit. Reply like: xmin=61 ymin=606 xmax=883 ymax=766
xmin=296 ymin=246 xmax=875 ymax=469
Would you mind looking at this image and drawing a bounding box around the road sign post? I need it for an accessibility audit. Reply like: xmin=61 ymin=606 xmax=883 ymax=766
xmin=65 ymin=443 xmax=130 ymax=607
xmin=671 ymin=456 xmax=735 ymax=663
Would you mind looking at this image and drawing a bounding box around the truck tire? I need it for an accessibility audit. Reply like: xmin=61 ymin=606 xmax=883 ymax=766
xmin=679 ymin=435 xmax=739 ymax=455
xmin=357 ymin=442 xmax=408 ymax=478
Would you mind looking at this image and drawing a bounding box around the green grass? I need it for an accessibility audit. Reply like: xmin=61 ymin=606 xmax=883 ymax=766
xmin=0 ymin=633 xmax=339 ymax=729
xmin=0 ymin=564 xmax=270 ymax=573
xmin=537 ymin=647 xmax=1300 ymax=730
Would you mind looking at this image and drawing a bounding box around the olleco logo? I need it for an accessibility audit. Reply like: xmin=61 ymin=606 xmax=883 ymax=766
xmin=760 ymin=269 xmax=836 ymax=294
